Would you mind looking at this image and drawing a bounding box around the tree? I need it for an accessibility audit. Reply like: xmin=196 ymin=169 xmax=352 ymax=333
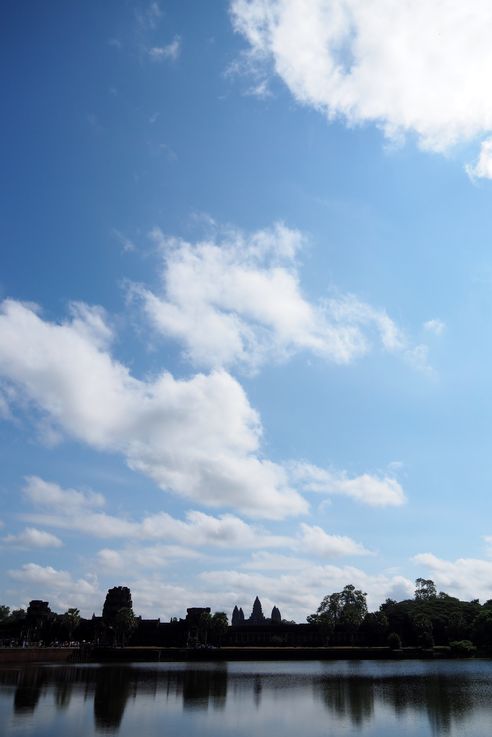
xmin=415 ymin=578 xmax=437 ymax=601
xmin=360 ymin=612 xmax=389 ymax=645
xmin=308 ymin=585 xmax=367 ymax=644
xmin=102 ymin=587 xmax=135 ymax=646
xmin=412 ymin=612 xmax=434 ymax=648
xmin=209 ymin=612 xmax=228 ymax=646
xmin=0 ymin=605 xmax=10 ymax=622
xmin=472 ymin=609 xmax=492 ymax=652
xmin=114 ymin=608 xmax=137 ymax=647
xmin=387 ymin=632 xmax=402 ymax=650
xmin=62 ymin=608 xmax=80 ymax=641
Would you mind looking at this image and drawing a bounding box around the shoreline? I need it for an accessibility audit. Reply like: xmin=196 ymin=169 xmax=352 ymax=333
xmin=0 ymin=645 xmax=462 ymax=664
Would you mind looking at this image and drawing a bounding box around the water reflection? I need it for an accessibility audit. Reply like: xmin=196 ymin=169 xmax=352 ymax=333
xmin=13 ymin=668 xmax=44 ymax=715
xmin=315 ymin=676 xmax=374 ymax=727
xmin=0 ymin=661 xmax=492 ymax=736
xmin=94 ymin=667 xmax=132 ymax=731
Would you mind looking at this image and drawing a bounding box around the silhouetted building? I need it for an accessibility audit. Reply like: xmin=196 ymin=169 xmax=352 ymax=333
xmin=271 ymin=606 xmax=282 ymax=623
xmin=102 ymin=587 xmax=132 ymax=624
xmin=249 ymin=596 xmax=266 ymax=624
xmin=232 ymin=606 xmax=245 ymax=625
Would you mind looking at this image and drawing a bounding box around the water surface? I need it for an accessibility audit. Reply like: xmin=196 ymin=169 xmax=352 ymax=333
xmin=1 ymin=659 xmax=492 ymax=736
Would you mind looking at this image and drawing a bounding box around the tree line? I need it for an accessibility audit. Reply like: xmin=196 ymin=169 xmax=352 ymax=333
xmin=306 ymin=579 xmax=492 ymax=654
xmin=4 ymin=578 xmax=492 ymax=653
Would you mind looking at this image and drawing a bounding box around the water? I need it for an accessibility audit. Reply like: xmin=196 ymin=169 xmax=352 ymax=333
xmin=1 ymin=659 xmax=492 ymax=736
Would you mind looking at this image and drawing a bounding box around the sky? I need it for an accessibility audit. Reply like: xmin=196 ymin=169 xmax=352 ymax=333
xmin=2 ymin=0 xmax=492 ymax=622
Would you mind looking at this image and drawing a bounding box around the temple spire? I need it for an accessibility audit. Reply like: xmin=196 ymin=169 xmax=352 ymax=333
xmin=249 ymin=596 xmax=265 ymax=624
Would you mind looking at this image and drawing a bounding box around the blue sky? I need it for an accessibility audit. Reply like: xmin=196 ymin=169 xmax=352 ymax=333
xmin=2 ymin=0 xmax=492 ymax=621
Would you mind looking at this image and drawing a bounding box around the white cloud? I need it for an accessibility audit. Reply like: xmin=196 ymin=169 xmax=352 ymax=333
xmin=0 ymin=300 xmax=306 ymax=519
xmin=466 ymin=137 xmax=492 ymax=180
xmin=290 ymin=462 xmax=406 ymax=507
xmin=201 ymin=565 xmax=414 ymax=619
xmin=2 ymin=527 xmax=63 ymax=549
xmin=8 ymin=563 xmax=99 ymax=614
xmin=297 ymin=523 xmax=371 ymax=556
xmin=21 ymin=477 xmax=296 ymax=547
xmin=96 ymin=544 xmax=202 ymax=572
xmin=148 ymin=36 xmax=181 ymax=61
xmin=24 ymin=476 xmax=105 ymax=513
xmin=423 ymin=318 xmax=446 ymax=336
xmin=0 ymin=298 xmax=408 ymax=521
xmin=414 ymin=552 xmax=492 ymax=602
xmin=230 ymin=0 xmax=492 ymax=157
xmin=137 ymin=222 xmax=420 ymax=372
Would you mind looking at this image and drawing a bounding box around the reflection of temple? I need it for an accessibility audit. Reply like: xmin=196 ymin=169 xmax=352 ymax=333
xmin=0 ymin=663 xmax=480 ymax=735
xmin=94 ymin=666 xmax=132 ymax=732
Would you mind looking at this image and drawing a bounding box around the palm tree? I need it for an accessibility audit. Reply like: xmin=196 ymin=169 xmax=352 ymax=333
xmin=62 ymin=608 xmax=81 ymax=642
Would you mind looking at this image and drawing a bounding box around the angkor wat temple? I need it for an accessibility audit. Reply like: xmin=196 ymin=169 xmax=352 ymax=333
xmin=0 ymin=591 xmax=322 ymax=648
xmin=232 ymin=596 xmax=281 ymax=625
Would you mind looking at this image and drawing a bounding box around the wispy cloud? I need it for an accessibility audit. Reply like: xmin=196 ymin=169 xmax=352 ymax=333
xmin=148 ymin=36 xmax=181 ymax=62
xmin=423 ymin=318 xmax=446 ymax=336
xmin=111 ymin=228 xmax=136 ymax=253
xmin=135 ymin=1 xmax=162 ymax=32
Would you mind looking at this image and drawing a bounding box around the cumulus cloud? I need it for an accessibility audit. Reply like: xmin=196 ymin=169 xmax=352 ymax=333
xmin=201 ymin=564 xmax=414 ymax=619
xmin=290 ymin=462 xmax=406 ymax=506
xmin=0 ymin=300 xmax=407 ymax=518
xmin=24 ymin=476 xmax=105 ymax=513
xmin=414 ymin=552 xmax=492 ymax=602
xmin=0 ymin=301 xmax=306 ymax=518
xmin=8 ymin=563 xmax=99 ymax=614
xmin=2 ymin=527 xmax=63 ymax=549
xmin=21 ymin=477 xmax=296 ymax=547
xmin=96 ymin=544 xmax=202 ymax=572
xmin=20 ymin=478 xmax=375 ymax=579
xmin=230 ymin=0 xmax=492 ymax=157
xmin=297 ymin=522 xmax=371 ymax=556
xmin=137 ymin=222 xmax=421 ymax=372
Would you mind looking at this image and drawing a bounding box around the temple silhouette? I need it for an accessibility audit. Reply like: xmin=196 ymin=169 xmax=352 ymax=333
xmin=232 ymin=597 xmax=282 ymax=625
xmin=0 ymin=591 xmax=321 ymax=648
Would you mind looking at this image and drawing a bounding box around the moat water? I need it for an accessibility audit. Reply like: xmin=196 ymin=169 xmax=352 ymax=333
xmin=1 ymin=659 xmax=492 ymax=736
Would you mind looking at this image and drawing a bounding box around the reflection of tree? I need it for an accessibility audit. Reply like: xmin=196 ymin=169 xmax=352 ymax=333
xmin=55 ymin=678 xmax=73 ymax=710
xmin=253 ymin=675 xmax=262 ymax=710
xmin=315 ymin=677 xmax=374 ymax=727
xmin=378 ymin=674 xmax=474 ymax=737
xmin=0 ymin=661 xmax=485 ymax=736
xmin=182 ymin=665 xmax=227 ymax=711
xmin=94 ymin=666 xmax=132 ymax=732
xmin=314 ymin=670 xmax=476 ymax=735
xmin=13 ymin=667 xmax=44 ymax=715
